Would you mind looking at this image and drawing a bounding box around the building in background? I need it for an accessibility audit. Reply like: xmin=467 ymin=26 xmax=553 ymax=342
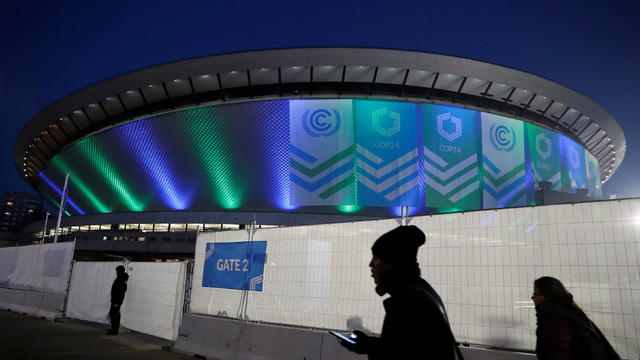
xmin=1 ymin=192 xmax=43 ymax=233
xmin=13 ymin=48 xmax=625 ymax=258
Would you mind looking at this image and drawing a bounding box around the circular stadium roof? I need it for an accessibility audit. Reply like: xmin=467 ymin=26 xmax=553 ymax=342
xmin=15 ymin=47 xmax=624 ymax=186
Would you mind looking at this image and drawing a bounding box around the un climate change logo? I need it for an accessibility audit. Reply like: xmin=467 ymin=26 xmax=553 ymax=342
xmin=490 ymin=124 xmax=516 ymax=152
xmin=302 ymin=109 xmax=341 ymax=137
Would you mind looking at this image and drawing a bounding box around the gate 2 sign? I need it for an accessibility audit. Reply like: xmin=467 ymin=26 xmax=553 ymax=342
xmin=202 ymin=241 xmax=267 ymax=291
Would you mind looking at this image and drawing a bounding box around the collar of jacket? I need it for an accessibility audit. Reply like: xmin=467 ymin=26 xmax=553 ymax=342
xmin=375 ymin=263 xmax=421 ymax=296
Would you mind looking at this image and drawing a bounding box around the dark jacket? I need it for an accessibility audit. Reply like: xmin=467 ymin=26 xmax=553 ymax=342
xmin=110 ymin=272 xmax=128 ymax=305
xmin=535 ymin=301 xmax=620 ymax=360
xmin=368 ymin=266 xmax=456 ymax=360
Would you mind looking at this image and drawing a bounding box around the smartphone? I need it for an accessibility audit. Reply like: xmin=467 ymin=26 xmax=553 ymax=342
xmin=328 ymin=331 xmax=357 ymax=344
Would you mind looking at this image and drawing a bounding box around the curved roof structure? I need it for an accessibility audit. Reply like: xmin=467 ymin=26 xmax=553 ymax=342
xmin=15 ymin=47 xmax=624 ymax=186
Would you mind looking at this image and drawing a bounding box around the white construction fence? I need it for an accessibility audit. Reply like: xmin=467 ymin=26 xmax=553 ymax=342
xmin=190 ymin=199 xmax=640 ymax=360
xmin=0 ymin=242 xmax=74 ymax=319
xmin=1 ymin=199 xmax=639 ymax=359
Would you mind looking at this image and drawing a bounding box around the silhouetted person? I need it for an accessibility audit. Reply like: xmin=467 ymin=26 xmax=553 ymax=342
xmin=533 ymin=276 xmax=620 ymax=360
xmin=107 ymin=265 xmax=128 ymax=335
xmin=339 ymin=225 xmax=461 ymax=359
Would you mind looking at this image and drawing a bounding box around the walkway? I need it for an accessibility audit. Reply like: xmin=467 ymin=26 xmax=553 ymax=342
xmin=0 ymin=310 xmax=194 ymax=359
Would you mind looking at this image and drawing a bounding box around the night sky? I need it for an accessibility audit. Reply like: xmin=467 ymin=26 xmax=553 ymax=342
xmin=2 ymin=1 xmax=639 ymax=198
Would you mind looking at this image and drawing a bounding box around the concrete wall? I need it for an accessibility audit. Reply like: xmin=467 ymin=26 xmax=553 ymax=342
xmin=174 ymin=314 xmax=536 ymax=360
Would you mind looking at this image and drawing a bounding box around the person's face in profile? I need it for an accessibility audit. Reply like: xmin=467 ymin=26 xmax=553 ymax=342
xmin=531 ymin=286 xmax=548 ymax=306
xmin=369 ymin=255 xmax=391 ymax=284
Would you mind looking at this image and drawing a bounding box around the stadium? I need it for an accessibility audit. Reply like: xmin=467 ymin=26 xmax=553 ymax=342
xmin=8 ymin=48 xmax=640 ymax=359
xmin=14 ymin=48 xmax=625 ymax=250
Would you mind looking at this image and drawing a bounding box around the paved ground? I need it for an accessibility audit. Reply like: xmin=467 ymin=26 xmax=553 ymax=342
xmin=0 ymin=310 xmax=195 ymax=359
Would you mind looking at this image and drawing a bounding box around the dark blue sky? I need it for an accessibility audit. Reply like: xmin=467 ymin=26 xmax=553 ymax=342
xmin=2 ymin=0 xmax=639 ymax=198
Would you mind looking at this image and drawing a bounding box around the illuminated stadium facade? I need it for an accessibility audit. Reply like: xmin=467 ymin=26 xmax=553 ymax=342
xmin=15 ymin=48 xmax=625 ymax=248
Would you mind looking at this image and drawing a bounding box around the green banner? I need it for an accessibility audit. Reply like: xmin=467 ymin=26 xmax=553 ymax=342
xmin=423 ymin=104 xmax=481 ymax=211
xmin=526 ymin=123 xmax=562 ymax=191
xmin=585 ymin=151 xmax=602 ymax=199
xmin=481 ymin=113 xmax=527 ymax=208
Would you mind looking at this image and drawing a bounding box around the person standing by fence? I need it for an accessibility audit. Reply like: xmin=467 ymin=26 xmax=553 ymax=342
xmin=106 ymin=265 xmax=128 ymax=335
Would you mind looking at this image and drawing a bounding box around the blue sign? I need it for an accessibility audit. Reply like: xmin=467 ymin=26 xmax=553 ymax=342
xmin=202 ymin=241 xmax=267 ymax=291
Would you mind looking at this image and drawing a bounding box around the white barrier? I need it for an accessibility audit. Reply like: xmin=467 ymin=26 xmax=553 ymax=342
xmin=0 ymin=242 xmax=74 ymax=294
xmin=122 ymin=261 xmax=186 ymax=340
xmin=190 ymin=199 xmax=640 ymax=359
xmin=65 ymin=260 xmax=185 ymax=340
xmin=0 ymin=242 xmax=75 ymax=319
xmin=66 ymin=261 xmax=126 ymax=324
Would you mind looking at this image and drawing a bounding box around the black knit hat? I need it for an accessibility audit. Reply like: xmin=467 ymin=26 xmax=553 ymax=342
xmin=371 ymin=225 xmax=425 ymax=268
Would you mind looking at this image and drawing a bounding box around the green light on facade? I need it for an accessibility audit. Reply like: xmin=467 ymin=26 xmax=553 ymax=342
xmin=76 ymin=137 xmax=144 ymax=211
xmin=50 ymin=157 xmax=110 ymax=213
xmin=336 ymin=205 xmax=362 ymax=213
xmin=180 ymin=108 xmax=245 ymax=209
xmin=41 ymin=193 xmax=71 ymax=216
xmin=436 ymin=208 xmax=463 ymax=214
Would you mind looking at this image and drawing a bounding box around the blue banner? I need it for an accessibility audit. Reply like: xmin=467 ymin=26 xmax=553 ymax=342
xmin=560 ymin=136 xmax=587 ymax=193
xmin=202 ymin=241 xmax=267 ymax=291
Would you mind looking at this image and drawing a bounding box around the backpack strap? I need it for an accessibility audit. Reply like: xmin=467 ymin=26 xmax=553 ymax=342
xmin=420 ymin=287 xmax=465 ymax=360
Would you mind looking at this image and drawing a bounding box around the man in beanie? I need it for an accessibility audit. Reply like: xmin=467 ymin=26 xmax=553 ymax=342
xmin=339 ymin=225 xmax=460 ymax=359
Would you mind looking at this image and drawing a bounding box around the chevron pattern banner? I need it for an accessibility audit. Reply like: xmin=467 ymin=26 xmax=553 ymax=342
xmin=585 ymin=151 xmax=602 ymax=199
xmin=560 ymin=136 xmax=587 ymax=194
xmin=423 ymin=104 xmax=481 ymax=211
xmin=526 ymin=123 xmax=562 ymax=191
xmin=481 ymin=113 xmax=528 ymax=208
xmin=289 ymin=100 xmax=356 ymax=205
xmin=354 ymin=100 xmax=421 ymax=206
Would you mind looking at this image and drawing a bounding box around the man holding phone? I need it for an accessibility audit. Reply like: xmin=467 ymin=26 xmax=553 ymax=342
xmin=338 ymin=225 xmax=461 ymax=359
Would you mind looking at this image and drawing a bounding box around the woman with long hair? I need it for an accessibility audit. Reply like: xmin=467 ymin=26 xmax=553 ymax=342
xmin=532 ymin=276 xmax=620 ymax=360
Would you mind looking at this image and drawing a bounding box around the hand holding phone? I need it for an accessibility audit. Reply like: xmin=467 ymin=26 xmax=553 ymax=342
xmin=329 ymin=330 xmax=357 ymax=344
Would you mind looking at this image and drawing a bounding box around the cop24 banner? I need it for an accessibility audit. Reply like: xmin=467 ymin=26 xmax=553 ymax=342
xmin=354 ymin=100 xmax=420 ymax=206
xmin=560 ymin=136 xmax=587 ymax=193
xmin=202 ymin=241 xmax=267 ymax=291
xmin=289 ymin=100 xmax=355 ymax=206
xmin=585 ymin=151 xmax=602 ymax=199
xmin=423 ymin=104 xmax=481 ymax=211
xmin=526 ymin=123 xmax=562 ymax=191
xmin=481 ymin=113 xmax=528 ymax=208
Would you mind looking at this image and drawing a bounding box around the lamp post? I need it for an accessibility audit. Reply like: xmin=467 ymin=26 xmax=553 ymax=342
xmin=41 ymin=211 xmax=50 ymax=244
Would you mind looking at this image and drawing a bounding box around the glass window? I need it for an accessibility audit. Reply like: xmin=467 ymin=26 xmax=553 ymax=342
xmin=154 ymin=223 xmax=169 ymax=232
xmin=81 ymin=225 xmax=91 ymax=231
xmin=203 ymin=224 xmax=221 ymax=231
xmin=100 ymin=224 xmax=111 ymax=230
xmin=222 ymin=224 xmax=240 ymax=229
xmin=170 ymin=223 xmax=186 ymax=232
xmin=187 ymin=223 xmax=201 ymax=232
xmin=137 ymin=237 xmax=145 ymax=242
xmin=90 ymin=224 xmax=100 ymax=231
xmin=125 ymin=224 xmax=139 ymax=230
xmin=140 ymin=224 xmax=154 ymax=232
xmin=71 ymin=226 xmax=80 ymax=232
xmin=117 ymin=224 xmax=126 ymax=230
